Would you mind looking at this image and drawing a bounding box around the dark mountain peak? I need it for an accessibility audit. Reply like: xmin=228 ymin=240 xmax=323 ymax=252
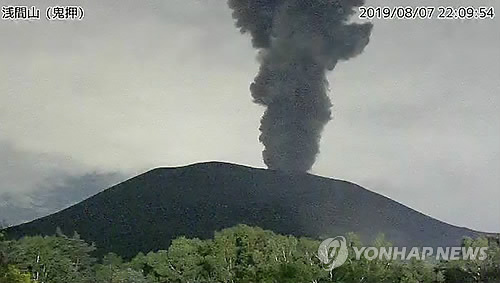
xmin=5 ymin=162 xmax=482 ymax=259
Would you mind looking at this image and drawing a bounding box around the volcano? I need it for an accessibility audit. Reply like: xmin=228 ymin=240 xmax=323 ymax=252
xmin=4 ymin=162 xmax=482 ymax=259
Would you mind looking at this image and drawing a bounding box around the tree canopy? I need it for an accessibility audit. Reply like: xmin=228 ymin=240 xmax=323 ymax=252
xmin=1 ymin=225 xmax=499 ymax=283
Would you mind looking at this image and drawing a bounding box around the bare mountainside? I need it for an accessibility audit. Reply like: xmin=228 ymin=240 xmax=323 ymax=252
xmin=5 ymin=162 xmax=482 ymax=258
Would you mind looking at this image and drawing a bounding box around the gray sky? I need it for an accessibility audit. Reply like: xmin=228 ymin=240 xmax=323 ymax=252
xmin=0 ymin=0 xmax=499 ymax=232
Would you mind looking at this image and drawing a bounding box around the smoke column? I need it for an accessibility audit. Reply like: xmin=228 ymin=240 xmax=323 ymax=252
xmin=228 ymin=0 xmax=372 ymax=172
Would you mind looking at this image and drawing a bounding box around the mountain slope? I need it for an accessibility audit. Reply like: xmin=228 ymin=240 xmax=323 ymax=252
xmin=0 ymin=172 xmax=124 ymax=227
xmin=5 ymin=162 xmax=481 ymax=258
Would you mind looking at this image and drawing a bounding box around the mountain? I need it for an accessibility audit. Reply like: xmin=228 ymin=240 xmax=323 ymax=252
xmin=4 ymin=162 xmax=482 ymax=259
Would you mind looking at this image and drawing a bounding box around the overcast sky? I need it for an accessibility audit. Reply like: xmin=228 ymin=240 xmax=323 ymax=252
xmin=1 ymin=0 xmax=499 ymax=232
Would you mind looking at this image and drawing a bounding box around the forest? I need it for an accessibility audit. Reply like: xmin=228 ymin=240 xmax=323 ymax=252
xmin=1 ymin=224 xmax=499 ymax=283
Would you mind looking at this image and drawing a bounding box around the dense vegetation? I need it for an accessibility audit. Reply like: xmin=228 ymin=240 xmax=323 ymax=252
xmin=1 ymin=225 xmax=499 ymax=283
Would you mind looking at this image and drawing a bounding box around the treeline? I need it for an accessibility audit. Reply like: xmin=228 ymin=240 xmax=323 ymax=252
xmin=1 ymin=225 xmax=499 ymax=283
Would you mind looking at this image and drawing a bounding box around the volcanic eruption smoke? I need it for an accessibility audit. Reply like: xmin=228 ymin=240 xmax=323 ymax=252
xmin=228 ymin=0 xmax=373 ymax=172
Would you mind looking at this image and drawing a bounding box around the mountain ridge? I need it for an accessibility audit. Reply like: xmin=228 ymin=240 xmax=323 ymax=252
xmin=4 ymin=161 xmax=485 ymax=258
xmin=146 ymin=161 xmax=485 ymax=233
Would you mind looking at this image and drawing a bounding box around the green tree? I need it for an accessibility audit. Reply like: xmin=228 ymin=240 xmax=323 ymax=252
xmin=396 ymin=259 xmax=437 ymax=283
xmin=7 ymin=231 xmax=96 ymax=283
xmin=164 ymin=237 xmax=208 ymax=282
xmin=95 ymin=253 xmax=124 ymax=283
xmin=0 ymin=232 xmax=32 ymax=283
xmin=110 ymin=267 xmax=150 ymax=283
xmin=0 ymin=265 xmax=32 ymax=283
xmin=438 ymin=236 xmax=500 ymax=283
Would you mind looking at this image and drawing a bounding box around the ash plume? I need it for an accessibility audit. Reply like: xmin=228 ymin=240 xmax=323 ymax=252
xmin=228 ymin=0 xmax=373 ymax=172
